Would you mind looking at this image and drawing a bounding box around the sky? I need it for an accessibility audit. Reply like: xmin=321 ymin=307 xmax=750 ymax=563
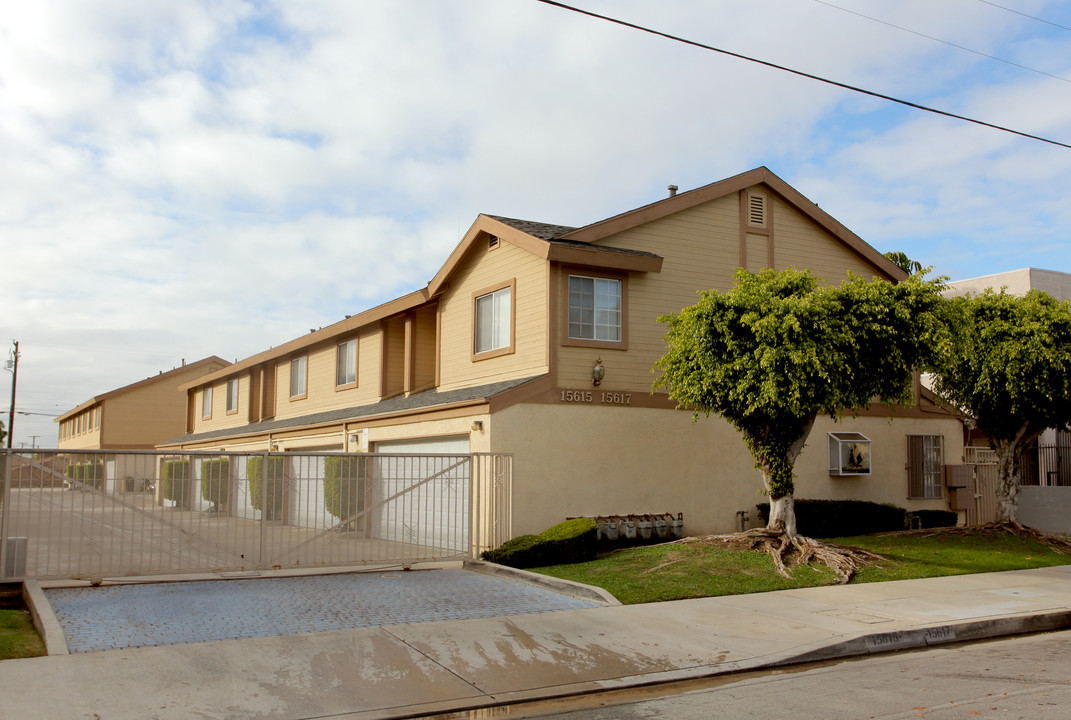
xmin=2 ymin=0 xmax=1070 ymax=448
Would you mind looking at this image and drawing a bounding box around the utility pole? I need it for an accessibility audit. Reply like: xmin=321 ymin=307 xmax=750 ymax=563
xmin=5 ymin=340 xmax=18 ymax=450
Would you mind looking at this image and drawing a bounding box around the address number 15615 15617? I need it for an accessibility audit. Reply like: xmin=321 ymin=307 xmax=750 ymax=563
xmin=560 ymin=389 xmax=632 ymax=405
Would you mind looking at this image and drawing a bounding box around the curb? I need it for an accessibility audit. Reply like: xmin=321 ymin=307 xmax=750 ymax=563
xmin=376 ymin=610 xmax=1071 ymax=720
xmin=22 ymin=579 xmax=69 ymax=656
xmin=777 ymin=609 xmax=1071 ymax=666
xmin=463 ymin=559 xmax=621 ymax=606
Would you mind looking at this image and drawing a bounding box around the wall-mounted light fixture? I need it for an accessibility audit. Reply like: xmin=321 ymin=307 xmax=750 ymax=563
xmin=471 ymin=420 xmax=484 ymax=432
xmin=348 ymin=433 xmax=360 ymax=443
xmin=592 ymin=357 xmax=605 ymax=386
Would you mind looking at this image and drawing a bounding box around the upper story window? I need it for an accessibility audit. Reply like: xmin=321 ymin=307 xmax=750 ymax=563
xmin=336 ymin=339 xmax=357 ymax=388
xmin=473 ymin=282 xmax=514 ymax=359
xmin=226 ymin=379 xmax=239 ymax=414
xmin=201 ymin=386 xmax=213 ymax=419
xmin=290 ymin=356 xmax=308 ymax=399
xmin=568 ymin=275 xmax=622 ymax=343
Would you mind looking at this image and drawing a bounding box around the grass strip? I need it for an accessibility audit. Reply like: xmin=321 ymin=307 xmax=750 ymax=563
xmin=531 ymin=528 xmax=1070 ymax=605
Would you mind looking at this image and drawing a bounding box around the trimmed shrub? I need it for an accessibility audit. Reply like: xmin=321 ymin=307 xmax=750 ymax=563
xmin=323 ymin=455 xmax=368 ymax=526
xmin=65 ymin=462 xmax=105 ymax=491
xmin=200 ymin=458 xmax=230 ymax=507
xmin=481 ymin=517 xmax=597 ymax=568
xmin=911 ymin=509 xmax=959 ymax=529
xmin=248 ymin=456 xmax=286 ymax=520
xmin=161 ymin=460 xmax=190 ymax=505
xmin=755 ymin=499 xmax=907 ymax=538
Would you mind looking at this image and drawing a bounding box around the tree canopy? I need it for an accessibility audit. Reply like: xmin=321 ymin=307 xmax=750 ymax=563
xmin=929 ymin=289 xmax=1071 ymax=524
xmin=883 ymin=251 xmax=923 ymax=275
xmin=655 ymin=268 xmax=946 ymax=533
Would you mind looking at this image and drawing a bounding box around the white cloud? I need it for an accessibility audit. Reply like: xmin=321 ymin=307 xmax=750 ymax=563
xmin=2 ymin=0 xmax=1070 ymax=446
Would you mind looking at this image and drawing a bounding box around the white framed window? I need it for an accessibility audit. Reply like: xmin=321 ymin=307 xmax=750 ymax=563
xmin=226 ymin=379 xmax=239 ymax=414
xmin=568 ymin=275 xmax=622 ymax=342
xmin=201 ymin=386 xmax=213 ymax=419
xmin=908 ymin=435 xmax=944 ymax=499
xmin=290 ymin=356 xmax=307 ymax=399
xmin=474 ymin=285 xmax=512 ymax=356
xmin=336 ymin=339 xmax=357 ymax=387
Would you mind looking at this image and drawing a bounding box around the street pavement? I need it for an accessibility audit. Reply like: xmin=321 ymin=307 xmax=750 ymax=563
xmin=1 ymin=561 xmax=1070 ymax=720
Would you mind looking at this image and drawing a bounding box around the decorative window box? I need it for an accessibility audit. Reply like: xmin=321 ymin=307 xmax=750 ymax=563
xmin=829 ymin=432 xmax=871 ymax=476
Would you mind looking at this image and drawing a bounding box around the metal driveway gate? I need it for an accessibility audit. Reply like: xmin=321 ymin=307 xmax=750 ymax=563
xmin=0 ymin=449 xmax=511 ymax=580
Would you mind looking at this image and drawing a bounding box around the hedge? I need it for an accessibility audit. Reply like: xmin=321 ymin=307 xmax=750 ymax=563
xmin=65 ymin=462 xmax=105 ymax=491
xmin=323 ymin=455 xmax=368 ymax=525
xmin=755 ymin=499 xmax=907 ymax=538
xmin=481 ymin=517 xmax=597 ymax=568
xmin=910 ymin=509 xmax=959 ymax=529
xmin=161 ymin=460 xmax=190 ymax=505
xmin=248 ymin=456 xmax=286 ymax=520
xmin=200 ymin=458 xmax=230 ymax=507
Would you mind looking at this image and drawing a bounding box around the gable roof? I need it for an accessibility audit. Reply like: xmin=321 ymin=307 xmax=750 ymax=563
xmin=56 ymin=355 xmax=231 ymax=422
xmin=187 ymin=167 xmax=901 ymax=389
xmin=559 ymin=166 xmax=906 ymax=282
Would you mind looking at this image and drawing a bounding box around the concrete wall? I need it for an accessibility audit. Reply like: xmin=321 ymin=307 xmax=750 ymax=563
xmin=1018 ymin=487 xmax=1071 ymax=534
xmin=946 ymin=268 xmax=1071 ymax=301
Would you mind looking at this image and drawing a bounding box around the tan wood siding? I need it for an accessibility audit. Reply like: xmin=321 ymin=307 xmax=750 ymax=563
xmin=556 ymin=188 xmax=893 ymax=391
xmin=745 ymin=233 xmax=769 ymax=272
xmin=770 ymin=195 xmax=879 ymax=280
xmin=267 ymin=328 xmax=382 ymax=421
xmin=411 ymin=304 xmax=438 ymax=392
xmin=381 ymin=316 xmax=406 ymax=397
xmin=437 ymin=240 xmax=548 ymax=391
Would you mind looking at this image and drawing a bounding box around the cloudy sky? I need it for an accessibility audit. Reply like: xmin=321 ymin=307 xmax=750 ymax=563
xmin=2 ymin=0 xmax=1070 ymax=447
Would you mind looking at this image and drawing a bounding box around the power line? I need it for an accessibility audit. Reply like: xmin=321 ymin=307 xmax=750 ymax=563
xmin=975 ymin=0 xmax=1071 ymax=33
xmin=813 ymin=0 xmax=1070 ymax=83
xmin=533 ymin=0 xmax=1071 ymax=150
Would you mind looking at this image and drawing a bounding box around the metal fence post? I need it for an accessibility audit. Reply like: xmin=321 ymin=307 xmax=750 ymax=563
xmin=0 ymin=448 xmax=10 ymax=579
xmin=259 ymin=451 xmax=269 ymax=568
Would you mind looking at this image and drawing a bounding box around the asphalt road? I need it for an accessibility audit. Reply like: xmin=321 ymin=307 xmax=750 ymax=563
xmin=463 ymin=630 xmax=1071 ymax=720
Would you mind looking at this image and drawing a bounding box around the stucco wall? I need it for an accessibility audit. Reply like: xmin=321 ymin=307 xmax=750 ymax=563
xmin=492 ymin=402 xmax=964 ymax=537
xmin=1018 ymin=487 xmax=1071 ymax=534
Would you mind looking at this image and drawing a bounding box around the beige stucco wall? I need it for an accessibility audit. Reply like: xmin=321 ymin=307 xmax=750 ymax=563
xmin=491 ymin=402 xmax=964 ymax=537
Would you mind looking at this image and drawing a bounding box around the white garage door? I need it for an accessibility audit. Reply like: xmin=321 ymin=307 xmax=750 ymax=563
xmin=372 ymin=436 xmax=471 ymax=553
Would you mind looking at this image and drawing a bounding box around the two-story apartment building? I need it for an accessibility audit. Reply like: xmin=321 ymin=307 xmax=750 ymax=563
xmin=160 ymin=168 xmax=963 ymax=536
xmin=57 ymin=356 xmax=230 ymax=450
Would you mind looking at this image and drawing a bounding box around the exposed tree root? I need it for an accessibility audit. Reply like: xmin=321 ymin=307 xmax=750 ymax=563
xmin=673 ymin=529 xmax=884 ymax=584
xmin=891 ymin=523 xmax=1071 ymax=554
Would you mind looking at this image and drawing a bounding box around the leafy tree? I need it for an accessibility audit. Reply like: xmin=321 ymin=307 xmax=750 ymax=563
xmin=0 ymin=419 xmax=6 ymax=446
xmin=929 ymin=290 xmax=1071 ymax=526
xmin=883 ymin=251 xmax=923 ymax=275
xmin=655 ymin=268 xmax=945 ymax=578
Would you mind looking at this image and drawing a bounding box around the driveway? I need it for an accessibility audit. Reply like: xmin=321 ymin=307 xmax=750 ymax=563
xmin=44 ymin=568 xmax=603 ymax=652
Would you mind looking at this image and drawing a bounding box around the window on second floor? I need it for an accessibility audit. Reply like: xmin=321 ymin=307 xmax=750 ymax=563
xmin=290 ymin=356 xmax=308 ymax=399
xmin=202 ymin=386 xmax=213 ymax=419
xmin=568 ymin=274 xmax=623 ymax=343
xmin=336 ymin=339 xmax=357 ymax=388
xmin=226 ymin=379 xmax=239 ymax=414
xmin=473 ymin=283 xmax=513 ymax=358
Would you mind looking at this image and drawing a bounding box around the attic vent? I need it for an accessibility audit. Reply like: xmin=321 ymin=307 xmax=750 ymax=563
xmin=748 ymin=193 xmax=767 ymax=227
xmin=488 ymin=235 xmax=500 ymax=250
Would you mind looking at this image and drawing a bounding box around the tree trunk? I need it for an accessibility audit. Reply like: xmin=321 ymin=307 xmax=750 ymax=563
xmin=994 ymin=446 xmax=1019 ymax=526
xmin=767 ymin=493 xmax=797 ymax=538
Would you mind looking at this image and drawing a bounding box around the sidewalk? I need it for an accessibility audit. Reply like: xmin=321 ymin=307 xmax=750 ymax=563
xmin=2 ymin=564 xmax=1070 ymax=720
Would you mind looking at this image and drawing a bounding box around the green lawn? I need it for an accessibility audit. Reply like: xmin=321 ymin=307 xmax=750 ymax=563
xmin=530 ymin=528 xmax=1071 ymax=605
xmin=0 ymin=609 xmax=46 ymax=660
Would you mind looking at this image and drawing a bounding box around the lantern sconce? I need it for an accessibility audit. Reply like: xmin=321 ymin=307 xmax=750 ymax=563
xmin=471 ymin=420 xmax=484 ymax=432
xmin=592 ymin=357 xmax=605 ymax=386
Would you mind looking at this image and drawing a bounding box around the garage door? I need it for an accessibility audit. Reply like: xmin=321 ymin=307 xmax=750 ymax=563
xmin=372 ymin=436 xmax=471 ymax=553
